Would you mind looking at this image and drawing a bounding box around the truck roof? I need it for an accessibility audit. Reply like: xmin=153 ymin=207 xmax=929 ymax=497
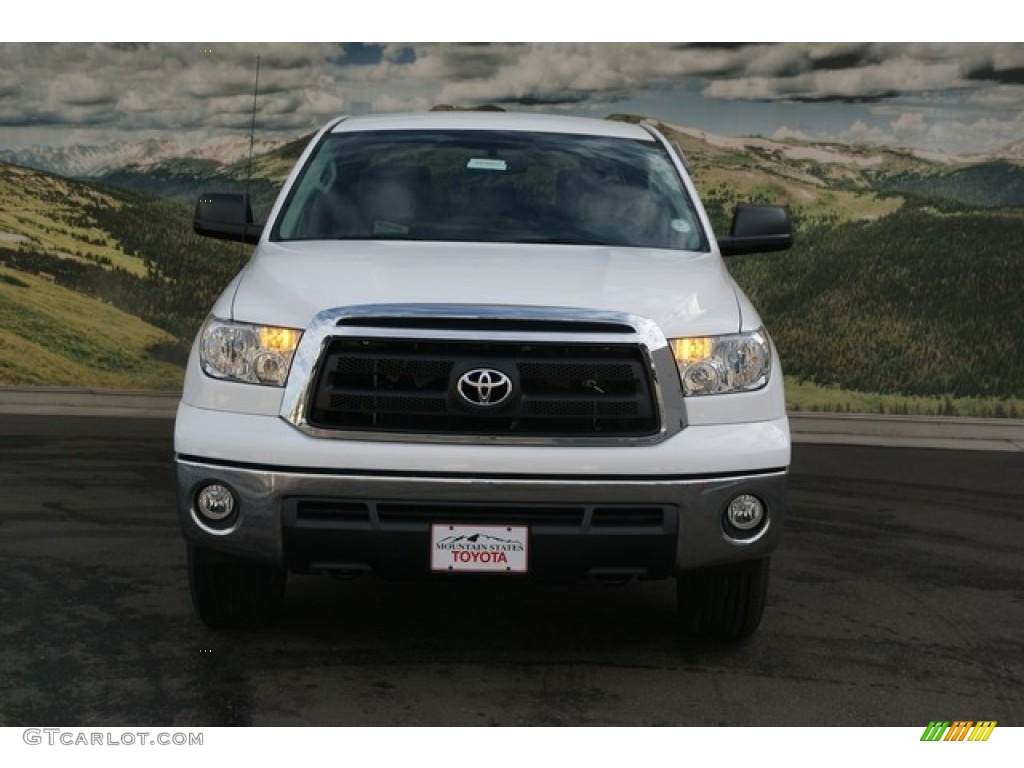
xmin=327 ymin=111 xmax=656 ymax=140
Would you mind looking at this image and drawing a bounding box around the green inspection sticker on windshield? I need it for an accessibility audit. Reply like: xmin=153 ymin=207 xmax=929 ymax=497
xmin=467 ymin=158 xmax=508 ymax=171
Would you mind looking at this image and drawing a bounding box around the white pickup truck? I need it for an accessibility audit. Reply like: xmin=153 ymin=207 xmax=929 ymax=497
xmin=177 ymin=111 xmax=793 ymax=639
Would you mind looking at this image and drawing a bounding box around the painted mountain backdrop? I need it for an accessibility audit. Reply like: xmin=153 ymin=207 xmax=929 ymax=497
xmin=1 ymin=114 xmax=1022 ymax=416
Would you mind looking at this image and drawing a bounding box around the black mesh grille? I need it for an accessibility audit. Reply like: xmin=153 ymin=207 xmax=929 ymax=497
xmin=292 ymin=499 xmax=673 ymax=533
xmin=307 ymin=337 xmax=659 ymax=436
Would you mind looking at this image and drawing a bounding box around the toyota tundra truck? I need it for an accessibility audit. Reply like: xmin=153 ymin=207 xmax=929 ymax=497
xmin=177 ymin=111 xmax=793 ymax=639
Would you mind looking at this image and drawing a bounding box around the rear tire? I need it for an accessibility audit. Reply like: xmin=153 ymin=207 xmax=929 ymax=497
xmin=676 ymin=557 xmax=770 ymax=640
xmin=187 ymin=545 xmax=286 ymax=629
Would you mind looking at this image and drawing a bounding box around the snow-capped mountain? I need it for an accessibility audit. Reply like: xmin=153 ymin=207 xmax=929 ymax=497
xmin=0 ymin=135 xmax=289 ymax=178
xmin=651 ymin=116 xmax=1023 ymax=167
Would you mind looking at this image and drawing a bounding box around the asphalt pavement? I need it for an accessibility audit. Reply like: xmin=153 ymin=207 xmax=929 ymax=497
xmin=0 ymin=413 xmax=1021 ymax=726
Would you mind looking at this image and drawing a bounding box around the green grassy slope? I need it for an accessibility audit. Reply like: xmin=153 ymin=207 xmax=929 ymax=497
xmin=0 ymin=164 xmax=149 ymax=276
xmin=0 ymin=265 xmax=183 ymax=388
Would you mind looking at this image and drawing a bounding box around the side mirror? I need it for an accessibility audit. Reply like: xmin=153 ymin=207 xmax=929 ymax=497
xmin=718 ymin=204 xmax=793 ymax=257
xmin=193 ymin=193 xmax=263 ymax=245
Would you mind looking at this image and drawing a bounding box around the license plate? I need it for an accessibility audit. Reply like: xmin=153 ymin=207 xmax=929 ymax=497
xmin=430 ymin=524 xmax=528 ymax=573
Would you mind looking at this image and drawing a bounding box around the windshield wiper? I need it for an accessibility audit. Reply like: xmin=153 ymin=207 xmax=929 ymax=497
xmin=510 ymin=236 xmax=609 ymax=246
xmin=331 ymin=234 xmax=427 ymax=241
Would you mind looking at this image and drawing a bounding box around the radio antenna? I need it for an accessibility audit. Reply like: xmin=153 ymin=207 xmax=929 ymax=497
xmin=244 ymin=54 xmax=261 ymax=206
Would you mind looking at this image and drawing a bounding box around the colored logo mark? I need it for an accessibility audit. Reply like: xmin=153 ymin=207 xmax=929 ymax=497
xmin=920 ymin=721 xmax=997 ymax=742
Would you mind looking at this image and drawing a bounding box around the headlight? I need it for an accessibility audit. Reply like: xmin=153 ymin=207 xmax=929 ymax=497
xmin=669 ymin=329 xmax=771 ymax=396
xmin=199 ymin=317 xmax=302 ymax=387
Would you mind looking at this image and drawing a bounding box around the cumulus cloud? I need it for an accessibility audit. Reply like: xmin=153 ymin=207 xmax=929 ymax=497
xmin=702 ymin=50 xmax=964 ymax=103
xmin=891 ymin=111 xmax=926 ymax=133
xmin=843 ymin=119 xmax=896 ymax=146
xmin=829 ymin=110 xmax=1024 ymax=155
xmin=0 ymin=42 xmax=1020 ymax=155
xmin=0 ymin=42 xmax=345 ymax=136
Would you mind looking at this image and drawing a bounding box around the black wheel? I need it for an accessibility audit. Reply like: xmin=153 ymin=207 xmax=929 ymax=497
xmin=676 ymin=557 xmax=770 ymax=641
xmin=187 ymin=545 xmax=286 ymax=629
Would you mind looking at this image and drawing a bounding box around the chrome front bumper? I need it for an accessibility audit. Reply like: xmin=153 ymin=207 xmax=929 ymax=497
xmin=176 ymin=457 xmax=787 ymax=578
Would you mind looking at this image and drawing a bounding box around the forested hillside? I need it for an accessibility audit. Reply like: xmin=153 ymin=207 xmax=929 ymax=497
xmin=873 ymin=162 xmax=1024 ymax=208
xmin=727 ymin=201 xmax=1024 ymax=399
xmin=0 ymin=162 xmax=249 ymax=383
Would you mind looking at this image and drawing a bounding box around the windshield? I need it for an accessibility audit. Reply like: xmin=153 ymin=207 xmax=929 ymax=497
xmin=273 ymin=129 xmax=708 ymax=251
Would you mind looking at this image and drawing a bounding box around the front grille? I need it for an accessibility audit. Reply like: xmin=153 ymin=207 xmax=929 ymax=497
xmin=307 ymin=337 xmax=659 ymax=437
xmin=377 ymin=503 xmax=585 ymax=529
xmin=291 ymin=499 xmax=673 ymax=533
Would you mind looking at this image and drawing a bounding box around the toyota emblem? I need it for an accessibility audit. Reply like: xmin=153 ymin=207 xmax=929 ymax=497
xmin=456 ymin=368 xmax=513 ymax=407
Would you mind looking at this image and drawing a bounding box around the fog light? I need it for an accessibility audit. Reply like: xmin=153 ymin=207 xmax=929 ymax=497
xmin=195 ymin=484 xmax=236 ymax=522
xmin=725 ymin=494 xmax=765 ymax=532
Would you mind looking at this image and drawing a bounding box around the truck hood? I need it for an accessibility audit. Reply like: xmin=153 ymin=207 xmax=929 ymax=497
xmin=227 ymin=240 xmax=744 ymax=337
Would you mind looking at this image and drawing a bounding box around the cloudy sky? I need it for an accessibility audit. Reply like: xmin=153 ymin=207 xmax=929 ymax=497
xmin=1 ymin=41 xmax=1022 ymax=156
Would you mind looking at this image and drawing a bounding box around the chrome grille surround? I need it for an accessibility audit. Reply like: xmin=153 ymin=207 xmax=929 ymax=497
xmin=280 ymin=304 xmax=684 ymax=446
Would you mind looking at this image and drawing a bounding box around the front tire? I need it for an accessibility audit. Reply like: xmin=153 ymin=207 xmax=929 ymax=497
xmin=676 ymin=557 xmax=770 ymax=640
xmin=187 ymin=545 xmax=286 ymax=629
